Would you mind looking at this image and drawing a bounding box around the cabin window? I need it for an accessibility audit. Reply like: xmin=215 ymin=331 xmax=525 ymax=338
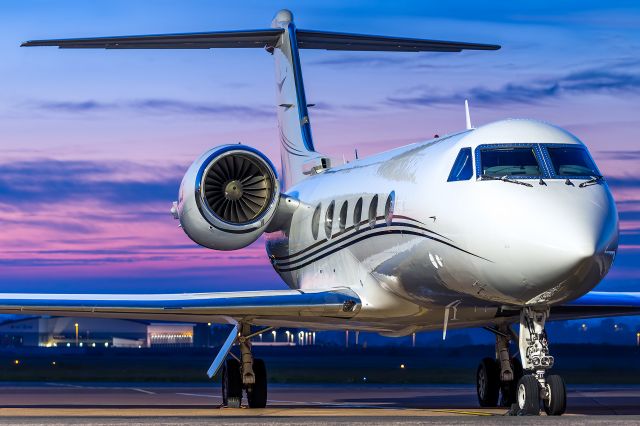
xmin=339 ymin=201 xmax=348 ymax=233
xmin=447 ymin=148 xmax=473 ymax=181
xmin=311 ymin=203 xmax=321 ymax=240
xmin=545 ymin=146 xmax=599 ymax=177
xmin=384 ymin=191 xmax=395 ymax=226
xmin=368 ymin=195 xmax=378 ymax=229
xmin=353 ymin=198 xmax=363 ymax=231
xmin=325 ymin=200 xmax=335 ymax=239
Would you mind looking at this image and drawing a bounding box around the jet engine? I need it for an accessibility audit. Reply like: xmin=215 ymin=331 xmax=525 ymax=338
xmin=175 ymin=145 xmax=280 ymax=250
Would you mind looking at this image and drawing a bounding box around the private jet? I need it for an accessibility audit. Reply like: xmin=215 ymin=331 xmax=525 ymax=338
xmin=8 ymin=9 xmax=640 ymax=416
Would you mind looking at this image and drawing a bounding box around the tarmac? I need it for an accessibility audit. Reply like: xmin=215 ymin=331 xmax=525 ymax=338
xmin=0 ymin=382 xmax=638 ymax=424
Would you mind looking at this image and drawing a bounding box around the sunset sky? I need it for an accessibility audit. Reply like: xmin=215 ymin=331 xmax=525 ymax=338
xmin=0 ymin=1 xmax=638 ymax=295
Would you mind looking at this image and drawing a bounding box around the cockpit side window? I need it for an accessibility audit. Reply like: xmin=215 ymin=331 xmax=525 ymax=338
xmin=478 ymin=147 xmax=541 ymax=177
xmin=447 ymin=148 xmax=473 ymax=182
xmin=545 ymin=146 xmax=599 ymax=177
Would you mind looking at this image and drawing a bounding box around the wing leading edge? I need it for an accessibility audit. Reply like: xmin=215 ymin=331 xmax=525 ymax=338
xmin=0 ymin=288 xmax=361 ymax=323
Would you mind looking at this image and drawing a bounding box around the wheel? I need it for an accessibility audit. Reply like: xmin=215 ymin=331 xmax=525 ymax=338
xmin=222 ymin=358 xmax=243 ymax=408
xmin=500 ymin=356 xmax=523 ymax=407
xmin=517 ymin=375 xmax=540 ymax=415
xmin=476 ymin=357 xmax=500 ymax=407
xmin=246 ymin=358 xmax=268 ymax=408
xmin=543 ymin=375 xmax=566 ymax=416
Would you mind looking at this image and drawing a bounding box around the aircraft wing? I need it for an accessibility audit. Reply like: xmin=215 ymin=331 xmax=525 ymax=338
xmin=550 ymin=292 xmax=640 ymax=321
xmin=21 ymin=29 xmax=499 ymax=52
xmin=0 ymin=288 xmax=361 ymax=325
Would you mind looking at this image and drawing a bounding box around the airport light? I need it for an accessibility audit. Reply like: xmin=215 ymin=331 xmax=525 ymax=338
xmin=400 ymin=364 xmax=405 ymax=369
xmin=75 ymin=322 xmax=79 ymax=346
xmin=13 ymin=360 xmax=19 ymax=365
xmin=51 ymin=361 xmax=56 ymax=366
xmin=285 ymin=330 xmax=290 ymax=344
xmin=637 ymin=332 xmax=640 ymax=347
xmin=272 ymin=330 xmax=276 ymax=342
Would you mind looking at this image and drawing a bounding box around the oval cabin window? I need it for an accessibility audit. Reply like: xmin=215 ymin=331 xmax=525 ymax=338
xmin=325 ymin=200 xmax=335 ymax=239
xmin=385 ymin=191 xmax=395 ymax=226
xmin=353 ymin=198 xmax=363 ymax=231
xmin=368 ymin=195 xmax=378 ymax=229
xmin=339 ymin=201 xmax=348 ymax=233
xmin=311 ymin=203 xmax=321 ymax=240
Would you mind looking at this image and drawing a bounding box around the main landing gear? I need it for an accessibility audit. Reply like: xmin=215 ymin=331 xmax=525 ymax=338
xmin=476 ymin=325 xmax=523 ymax=408
xmin=476 ymin=308 xmax=566 ymax=416
xmin=221 ymin=323 xmax=268 ymax=408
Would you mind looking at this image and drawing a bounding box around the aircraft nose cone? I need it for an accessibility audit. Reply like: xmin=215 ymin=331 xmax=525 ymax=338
xmin=520 ymin=189 xmax=618 ymax=304
xmin=487 ymin=184 xmax=619 ymax=305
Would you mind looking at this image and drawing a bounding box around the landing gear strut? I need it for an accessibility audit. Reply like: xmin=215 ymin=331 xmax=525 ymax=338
xmin=476 ymin=325 xmax=522 ymax=408
xmin=516 ymin=307 xmax=566 ymax=416
xmin=221 ymin=323 xmax=269 ymax=408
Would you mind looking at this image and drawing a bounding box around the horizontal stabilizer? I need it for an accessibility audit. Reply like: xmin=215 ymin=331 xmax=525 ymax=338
xmin=296 ymin=29 xmax=500 ymax=52
xmin=21 ymin=29 xmax=285 ymax=49
xmin=22 ymin=29 xmax=499 ymax=52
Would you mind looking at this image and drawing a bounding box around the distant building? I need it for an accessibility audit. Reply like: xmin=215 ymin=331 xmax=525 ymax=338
xmin=0 ymin=317 xmax=194 ymax=348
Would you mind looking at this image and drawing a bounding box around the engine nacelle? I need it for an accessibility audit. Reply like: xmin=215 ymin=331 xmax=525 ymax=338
xmin=175 ymin=145 xmax=280 ymax=250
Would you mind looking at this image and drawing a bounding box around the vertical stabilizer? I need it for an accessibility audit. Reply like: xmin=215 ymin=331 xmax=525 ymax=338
xmin=271 ymin=10 xmax=323 ymax=189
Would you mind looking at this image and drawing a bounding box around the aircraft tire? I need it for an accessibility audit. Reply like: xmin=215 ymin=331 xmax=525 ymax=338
xmin=477 ymin=357 xmax=500 ymax=407
xmin=516 ymin=375 xmax=540 ymax=415
xmin=247 ymin=358 xmax=268 ymax=408
xmin=222 ymin=358 xmax=243 ymax=408
xmin=543 ymin=375 xmax=566 ymax=416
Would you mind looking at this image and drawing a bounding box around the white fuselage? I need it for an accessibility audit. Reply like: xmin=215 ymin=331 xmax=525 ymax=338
xmin=265 ymin=119 xmax=618 ymax=332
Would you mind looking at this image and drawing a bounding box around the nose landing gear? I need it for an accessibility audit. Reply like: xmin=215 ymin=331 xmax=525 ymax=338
xmin=476 ymin=308 xmax=566 ymax=416
xmin=516 ymin=307 xmax=566 ymax=416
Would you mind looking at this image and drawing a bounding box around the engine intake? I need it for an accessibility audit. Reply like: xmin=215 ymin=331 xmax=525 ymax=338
xmin=176 ymin=145 xmax=280 ymax=250
xmin=202 ymin=152 xmax=274 ymax=224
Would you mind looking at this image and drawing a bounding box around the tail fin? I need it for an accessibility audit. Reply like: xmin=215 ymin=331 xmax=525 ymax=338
xmin=270 ymin=10 xmax=323 ymax=189
xmin=22 ymin=9 xmax=499 ymax=189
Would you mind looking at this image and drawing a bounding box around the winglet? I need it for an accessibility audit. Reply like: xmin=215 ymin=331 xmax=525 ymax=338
xmin=465 ymin=99 xmax=473 ymax=130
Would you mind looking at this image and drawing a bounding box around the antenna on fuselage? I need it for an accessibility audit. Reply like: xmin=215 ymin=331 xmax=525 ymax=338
xmin=465 ymin=99 xmax=473 ymax=130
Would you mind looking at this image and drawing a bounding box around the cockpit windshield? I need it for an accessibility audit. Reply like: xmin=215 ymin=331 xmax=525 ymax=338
xmin=479 ymin=147 xmax=541 ymax=177
xmin=546 ymin=146 xmax=599 ymax=177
